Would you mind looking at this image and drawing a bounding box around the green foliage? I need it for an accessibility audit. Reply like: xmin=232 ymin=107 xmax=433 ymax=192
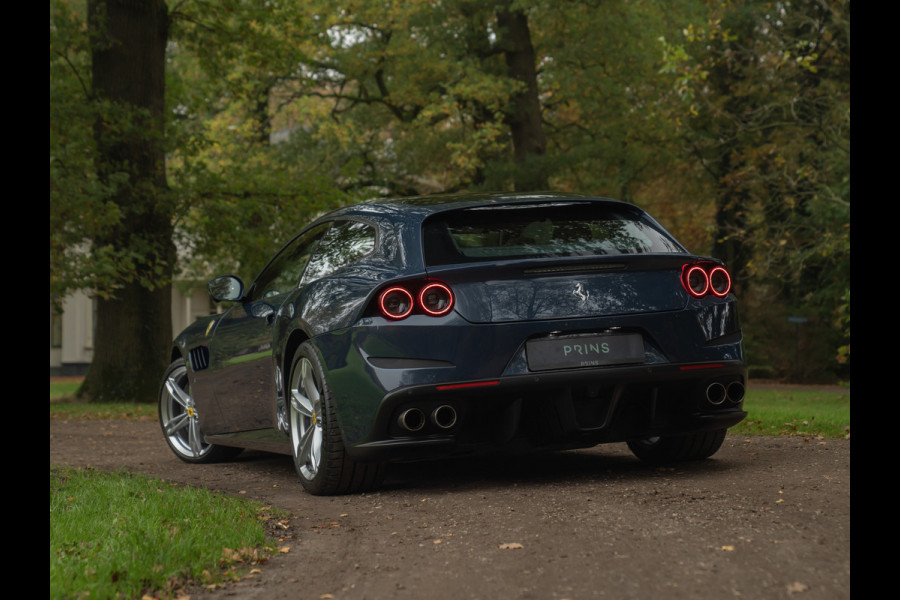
xmin=50 ymin=466 xmax=276 ymax=599
xmin=51 ymin=0 xmax=177 ymax=300
xmin=50 ymin=0 xmax=850 ymax=382
xmin=655 ymin=0 xmax=850 ymax=379
xmin=50 ymin=0 xmax=114 ymax=297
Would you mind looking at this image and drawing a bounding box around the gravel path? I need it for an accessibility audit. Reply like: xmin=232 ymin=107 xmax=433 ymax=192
xmin=50 ymin=419 xmax=850 ymax=599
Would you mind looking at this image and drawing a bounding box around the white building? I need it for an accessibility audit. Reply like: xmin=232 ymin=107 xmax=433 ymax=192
xmin=49 ymin=285 xmax=215 ymax=376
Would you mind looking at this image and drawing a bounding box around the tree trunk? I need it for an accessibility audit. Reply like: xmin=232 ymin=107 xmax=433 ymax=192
xmin=79 ymin=0 xmax=174 ymax=403
xmin=496 ymin=5 xmax=549 ymax=192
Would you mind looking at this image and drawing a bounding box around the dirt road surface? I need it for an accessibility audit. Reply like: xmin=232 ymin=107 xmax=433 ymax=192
xmin=50 ymin=420 xmax=850 ymax=599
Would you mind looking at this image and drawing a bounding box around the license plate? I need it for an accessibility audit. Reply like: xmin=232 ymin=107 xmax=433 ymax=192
xmin=526 ymin=334 xmax=644 ymax=371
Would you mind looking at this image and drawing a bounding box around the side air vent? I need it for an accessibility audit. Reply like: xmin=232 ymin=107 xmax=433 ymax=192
xmin=188 ymin=346 xmax=210 ymax=371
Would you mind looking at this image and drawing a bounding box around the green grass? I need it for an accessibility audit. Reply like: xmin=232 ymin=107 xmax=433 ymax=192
xmin=50 ymin=378 xmax=157 ymax=421
xmin=50 ymin=379 xmax=82 ymax=400
xmin=50 ymin=399 xmax=157 ymax=421
xmin=734 ymin=388 xmax=850 ymax=439
xmin=50 ymin=466 xmax=282 ymax=600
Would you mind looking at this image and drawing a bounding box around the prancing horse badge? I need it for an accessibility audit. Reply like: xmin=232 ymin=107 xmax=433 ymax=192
xmin=573 ymin=282 xmax=589 ymax=303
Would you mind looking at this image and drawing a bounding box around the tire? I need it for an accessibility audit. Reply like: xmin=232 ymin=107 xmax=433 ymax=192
xmin=159 ymin=358 xmax=242 ymax=463
xmin=288 ymin=342 xmax=385 ymax=495
xmin=627 ymin=428 xmax=727 ymax=465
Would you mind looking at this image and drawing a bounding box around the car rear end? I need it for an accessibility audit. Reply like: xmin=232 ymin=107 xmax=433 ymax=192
xmin=321 ymin=197 xmax=746 ymax=462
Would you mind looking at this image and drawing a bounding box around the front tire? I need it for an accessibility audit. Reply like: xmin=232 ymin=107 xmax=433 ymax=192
xmin=627 ymin=429 xmax=727 ymax=464
xmin=159 ymin=358 xmax=242 ymax=463
xmin=288 ymin=342 xmax=384 ymax=495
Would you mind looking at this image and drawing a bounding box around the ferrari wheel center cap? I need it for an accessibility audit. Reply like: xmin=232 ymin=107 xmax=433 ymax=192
xmin=187 ymin=407 xmax=196 ymax=418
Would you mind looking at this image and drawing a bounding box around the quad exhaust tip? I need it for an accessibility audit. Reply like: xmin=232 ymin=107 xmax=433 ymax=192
xmin=398 ymin=408 xmax=425 ymax=432
xmin=432 ymin=405 xmax=458 ymax=429
xmin=706 ymin=382 xmax=727 ymax=405
xmin=726 ymin=381 xmax=745 ymax=403
xmin=398 ymin=405 xmax=458 ymax=431
xmin=706 ymin=381 xmax=745 ymax=405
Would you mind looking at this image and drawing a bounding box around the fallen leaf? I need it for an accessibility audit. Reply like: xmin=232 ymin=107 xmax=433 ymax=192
xmin=499 ymin=542 xmax=524 ymax=550
xmin=433 ymin=539 xmax=442 ymax=544
xmin=721 ymin=545 xmax=735 ymax=551
xmin=787 ymin=581 xmax=809 ymax=594
xmin=279 ymin=547 xmax=291 ymax=553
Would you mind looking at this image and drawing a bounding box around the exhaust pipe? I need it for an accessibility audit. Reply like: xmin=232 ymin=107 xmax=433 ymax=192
xmin=431 ymin=405 xmax=458 ymax=429
xmin=726 ymin=381 xmax=745 ymax=403
xmin=706 ymin=382 xmax=726 ymax=405
xmin=398 ymin=408 xmax=425 ymax=432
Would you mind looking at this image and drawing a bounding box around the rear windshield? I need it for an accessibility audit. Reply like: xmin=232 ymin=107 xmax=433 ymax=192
xmin=422 ymin=202 xmax=683 ymax=266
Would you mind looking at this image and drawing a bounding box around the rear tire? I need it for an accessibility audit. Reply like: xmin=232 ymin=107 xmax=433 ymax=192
xmin=627 ymin=429 xmax=727 ymax=464
xmin=288 ymin=342 xmax=385 ymax=495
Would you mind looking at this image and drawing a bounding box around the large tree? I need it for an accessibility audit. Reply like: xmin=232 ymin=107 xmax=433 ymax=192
xmin=59 ymin=0 xmax=174 ymax=402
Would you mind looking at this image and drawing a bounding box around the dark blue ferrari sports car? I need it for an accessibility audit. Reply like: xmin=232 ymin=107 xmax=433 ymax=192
xmin=159 ymin=192 xmax=747 ymax=495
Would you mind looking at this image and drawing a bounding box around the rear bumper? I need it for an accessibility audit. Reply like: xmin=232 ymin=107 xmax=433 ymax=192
xmin=344 ymin=360 xmax=747 ymax=463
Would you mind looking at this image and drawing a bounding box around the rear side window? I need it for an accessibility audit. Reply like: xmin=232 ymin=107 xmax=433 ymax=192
xmin=422 ymin=202 xmax=683 ymax=266
xmin=302 ymin=220 xmax=376 ymax=283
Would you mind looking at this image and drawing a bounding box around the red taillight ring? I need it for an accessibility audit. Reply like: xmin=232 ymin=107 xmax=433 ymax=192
xmin=684 ymin=264 xmax=709 ymax=298
xmin=708 ymin=266 xmax=732 ymax=297
xmin=681 ymin=262 xmax=732 ymax=298
xmin=379 ymin=287 xmax=414 ymax=320
xmin=418 ymin=282 xmax=454 ymax=316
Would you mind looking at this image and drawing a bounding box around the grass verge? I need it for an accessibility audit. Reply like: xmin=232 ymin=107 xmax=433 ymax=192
xmin=49 ymin=399 xmax=157 ymax=421
xmin=50 ymin=378 xmax=157 ymax=420
xmin=50 ymin=465 xmax=283 ymax=600
xmin=734 ymin=388 xmax=850 ymax=439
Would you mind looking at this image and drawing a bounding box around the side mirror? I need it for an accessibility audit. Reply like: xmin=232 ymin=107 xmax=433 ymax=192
xmin=208 ymin=275 xmax=244 ymax=302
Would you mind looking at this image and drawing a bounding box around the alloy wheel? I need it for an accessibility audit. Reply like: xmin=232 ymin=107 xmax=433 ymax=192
xmin=290 ymin=357 xmax=324 ymax=480
xmin=160 ymin=363 xmax=212 ymax=459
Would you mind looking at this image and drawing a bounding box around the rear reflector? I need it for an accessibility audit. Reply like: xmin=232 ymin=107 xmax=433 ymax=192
xmin=436 ymin=381 xmax=500 ymax=391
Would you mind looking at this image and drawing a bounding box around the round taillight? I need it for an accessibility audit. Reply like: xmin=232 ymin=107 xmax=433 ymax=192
xmin=379 ymin=287 xmax=414 ymax=319
xmin=685 ymin=265 xmax=709 ymax=298
xmin=419 ymin=282 xmax=454 ymax=316
xmin=708 ymin=266 xmax=732 ymax=297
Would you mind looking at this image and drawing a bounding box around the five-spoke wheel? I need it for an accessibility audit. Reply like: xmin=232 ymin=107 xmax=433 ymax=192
xmin=290 ymin=354 xmax=324 ymax=481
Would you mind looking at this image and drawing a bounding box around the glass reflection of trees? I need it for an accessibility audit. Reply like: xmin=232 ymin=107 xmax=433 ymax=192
xmin=431 ymin=204 xmax=683 ymax=265
xmin=303 ymin=221 xmax=376 ymax=284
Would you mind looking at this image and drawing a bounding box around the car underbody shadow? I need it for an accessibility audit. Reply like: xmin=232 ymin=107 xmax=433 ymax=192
xmin=379 ymin=443 xmax=737 ymax=494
